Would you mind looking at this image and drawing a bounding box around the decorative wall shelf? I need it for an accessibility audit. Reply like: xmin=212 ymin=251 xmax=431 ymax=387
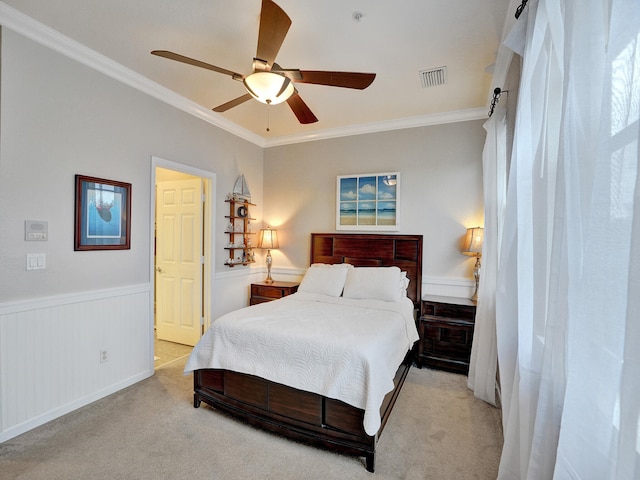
xmin=224 ymin=198 xmax=256 ymax=267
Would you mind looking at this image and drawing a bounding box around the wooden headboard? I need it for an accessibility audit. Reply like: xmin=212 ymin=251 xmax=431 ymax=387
xmin=310 ymin=233 xmax=423 ymax=308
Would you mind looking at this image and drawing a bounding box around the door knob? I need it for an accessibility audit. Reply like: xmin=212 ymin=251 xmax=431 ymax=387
xmin=156 ymin=267 xmax=163 ymax=273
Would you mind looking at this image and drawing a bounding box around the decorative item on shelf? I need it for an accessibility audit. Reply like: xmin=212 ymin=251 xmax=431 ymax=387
xmin=233 ymin=174 xmax=251 ymax=202
xmin=257 ymin=227 xmax=279 ymax=284
xmin=462 ymin=227 xmax=484 ymax=301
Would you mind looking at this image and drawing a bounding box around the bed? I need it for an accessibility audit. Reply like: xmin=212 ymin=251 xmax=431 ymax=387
xmin=186 ymin=233 xmax=423 ymax=472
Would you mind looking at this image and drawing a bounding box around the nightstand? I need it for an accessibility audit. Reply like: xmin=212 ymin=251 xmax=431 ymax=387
xmin=417 ymin=295 xmax=477 ymax=375
xmin=250 ymin=281 xmax=300 ymax=305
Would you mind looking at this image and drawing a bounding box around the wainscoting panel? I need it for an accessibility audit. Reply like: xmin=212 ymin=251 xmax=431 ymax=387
xmin=422 ymin=275 xmax=475 ymax=298
xmin=0 ymin=284 xmax=153 ymax=442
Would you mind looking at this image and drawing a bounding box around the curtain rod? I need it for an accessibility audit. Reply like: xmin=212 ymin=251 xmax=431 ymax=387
xmin=515 ymin=0 xmax=528 ymax=19
xmin=488 ymin=87 xmax=508 ymax=117
xmin=488 ymin=0 xmax=525 ymax=117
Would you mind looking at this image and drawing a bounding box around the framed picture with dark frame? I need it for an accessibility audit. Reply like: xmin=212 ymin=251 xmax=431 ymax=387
xmin=74 ymin=175 xmax=131 ymax=250
xmin=336 ymin=172 xmax=400 ymax=231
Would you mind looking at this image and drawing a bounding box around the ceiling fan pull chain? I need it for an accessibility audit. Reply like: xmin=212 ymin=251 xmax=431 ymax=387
xmin=266 ymin=105 xmax=271 ymax=132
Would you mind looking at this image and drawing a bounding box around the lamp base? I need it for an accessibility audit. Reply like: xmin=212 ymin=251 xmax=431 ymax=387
xmin=264 ymin=250 xmax=274 ymax=284
xmin=470 ymin=256 xmax=481 ymax=302
xmin=264 ymin=269 xmax=274 ymax=284
xmin=470 ymin=286 xmax=478 ymax=302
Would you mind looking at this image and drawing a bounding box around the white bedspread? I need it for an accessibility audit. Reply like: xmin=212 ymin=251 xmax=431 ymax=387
xmin=184 ymin=291 xmax=419 ymax=435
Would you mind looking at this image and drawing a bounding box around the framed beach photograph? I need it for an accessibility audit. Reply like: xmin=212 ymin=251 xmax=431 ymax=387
xmin=336 ymin=172 xmax=400 ymax=231
xmin=74 ymin=175 xmax=131 ymax=250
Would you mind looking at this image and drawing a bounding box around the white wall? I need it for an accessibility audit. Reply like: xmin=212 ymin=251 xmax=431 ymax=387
xmin=263 ymin=122 xmax=486 ymax=296
xmin=0 ymin=28 xmax=263 ymax=441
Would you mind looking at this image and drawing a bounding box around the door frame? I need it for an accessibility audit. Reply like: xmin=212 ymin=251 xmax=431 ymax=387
xmin=149 ymin=156 xmax=216 ymax=369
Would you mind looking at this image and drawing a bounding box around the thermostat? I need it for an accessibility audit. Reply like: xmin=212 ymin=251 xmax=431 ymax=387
xmin=25 ymin=220 xmax=48 ymax=241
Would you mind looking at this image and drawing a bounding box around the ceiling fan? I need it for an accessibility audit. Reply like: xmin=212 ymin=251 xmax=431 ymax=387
xmin=151 ymin=0 xmax=376 ymax=125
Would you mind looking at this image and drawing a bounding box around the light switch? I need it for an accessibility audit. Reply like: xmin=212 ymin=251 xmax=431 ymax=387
xmin=26 ymin=253 xmax=46 ymax=271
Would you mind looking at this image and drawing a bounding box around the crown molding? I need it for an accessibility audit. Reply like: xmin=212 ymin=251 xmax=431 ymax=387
xmin=0 ymin=2 xmax=488 ymax=148
xmin=263 ymin=108 xmax=487 ymax=147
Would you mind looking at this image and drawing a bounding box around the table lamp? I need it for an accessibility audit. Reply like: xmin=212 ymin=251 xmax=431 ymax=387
xmin=462 ymin=227 xmax=483 ymax=301
xmin=257 ymin=227 xmax=279 ymax=284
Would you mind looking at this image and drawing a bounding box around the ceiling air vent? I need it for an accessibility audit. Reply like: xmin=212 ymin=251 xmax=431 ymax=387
xmin=419 ymin=66 xmax=447 ymax=88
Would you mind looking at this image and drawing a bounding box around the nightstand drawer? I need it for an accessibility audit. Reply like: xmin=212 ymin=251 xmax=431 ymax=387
xmin=422 ymin=302 xmax=476 ymax=320
xmin=252 ymin=284 xmax=289 ymax=299
xmin=420 ymin=316 xmax=474 ymax=362
xmin=250 ymin=281 xmax=299 ymax=305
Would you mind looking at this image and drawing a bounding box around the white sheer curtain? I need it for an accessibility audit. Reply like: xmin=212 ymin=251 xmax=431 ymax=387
xmin=495 ymin=0 xmax=640 ymax=478
xmin=467 ymin=107 xmax=507 ymax=406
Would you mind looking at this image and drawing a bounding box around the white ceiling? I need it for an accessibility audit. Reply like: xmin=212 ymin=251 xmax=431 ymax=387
xmin=1 ymin=0 xmax=511 ymax=144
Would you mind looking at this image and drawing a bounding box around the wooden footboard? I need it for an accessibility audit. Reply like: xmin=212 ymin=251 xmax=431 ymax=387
xmin=193 ymin=351 xmax=413 ymax=472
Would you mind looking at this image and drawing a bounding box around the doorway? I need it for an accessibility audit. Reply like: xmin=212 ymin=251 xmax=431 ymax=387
xmin=151 ymin=157 xmax=215 ymax=369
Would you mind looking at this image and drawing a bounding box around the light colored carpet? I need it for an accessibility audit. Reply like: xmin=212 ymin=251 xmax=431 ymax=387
xmin=153 ymin=337 xmax=192 ymax=369
xmin=0 ymin=356 xmax=503 ymax=479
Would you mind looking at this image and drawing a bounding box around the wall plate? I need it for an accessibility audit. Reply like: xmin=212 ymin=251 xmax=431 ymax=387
xmin=25 ymin=220 xmax=48 ymax=241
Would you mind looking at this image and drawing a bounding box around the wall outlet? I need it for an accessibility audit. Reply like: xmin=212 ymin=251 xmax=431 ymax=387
xmin=100 ymin=349 xmax=108 ymax=363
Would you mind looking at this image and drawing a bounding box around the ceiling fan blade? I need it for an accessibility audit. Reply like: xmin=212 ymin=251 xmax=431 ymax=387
xmin=292 ymin=71 xmax=376 ymax=90
xmin=271 ymin=63 xmax=303 ymax=81
xmin=151 ymin=50 xmax=244 ymax=79
xmin=286 ymin=92 xmax=318 ymax=124
xmin=256 ymin=0 xmax=292 ymax=66
xmin=212 ymin=93 xmax=254 ymax=112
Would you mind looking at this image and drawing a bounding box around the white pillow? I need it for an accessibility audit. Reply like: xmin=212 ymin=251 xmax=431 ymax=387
xmin=343 ymin=266 xmax=403 ymax=302
xmin=399 ymin=271 xmax=410 ymax=298
xmin=298 ymin=263 xmax=353 ymax=297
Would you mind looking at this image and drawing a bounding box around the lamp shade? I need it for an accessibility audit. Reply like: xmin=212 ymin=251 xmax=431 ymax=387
xmin=462 ymin=227 xmax=484 ymax=256
xmin=243 ymin=72 xmax=294 ymax=105
xmin=257 ymin=228 xmax=279 ymax=250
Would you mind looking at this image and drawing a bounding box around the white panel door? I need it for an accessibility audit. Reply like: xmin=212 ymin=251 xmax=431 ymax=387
xmin=155 ymin=179 xmax=203 ymax=346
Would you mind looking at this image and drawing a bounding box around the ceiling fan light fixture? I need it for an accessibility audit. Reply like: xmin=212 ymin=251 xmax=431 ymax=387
xmin=243 ymin=72 xmax=294 ymax=105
